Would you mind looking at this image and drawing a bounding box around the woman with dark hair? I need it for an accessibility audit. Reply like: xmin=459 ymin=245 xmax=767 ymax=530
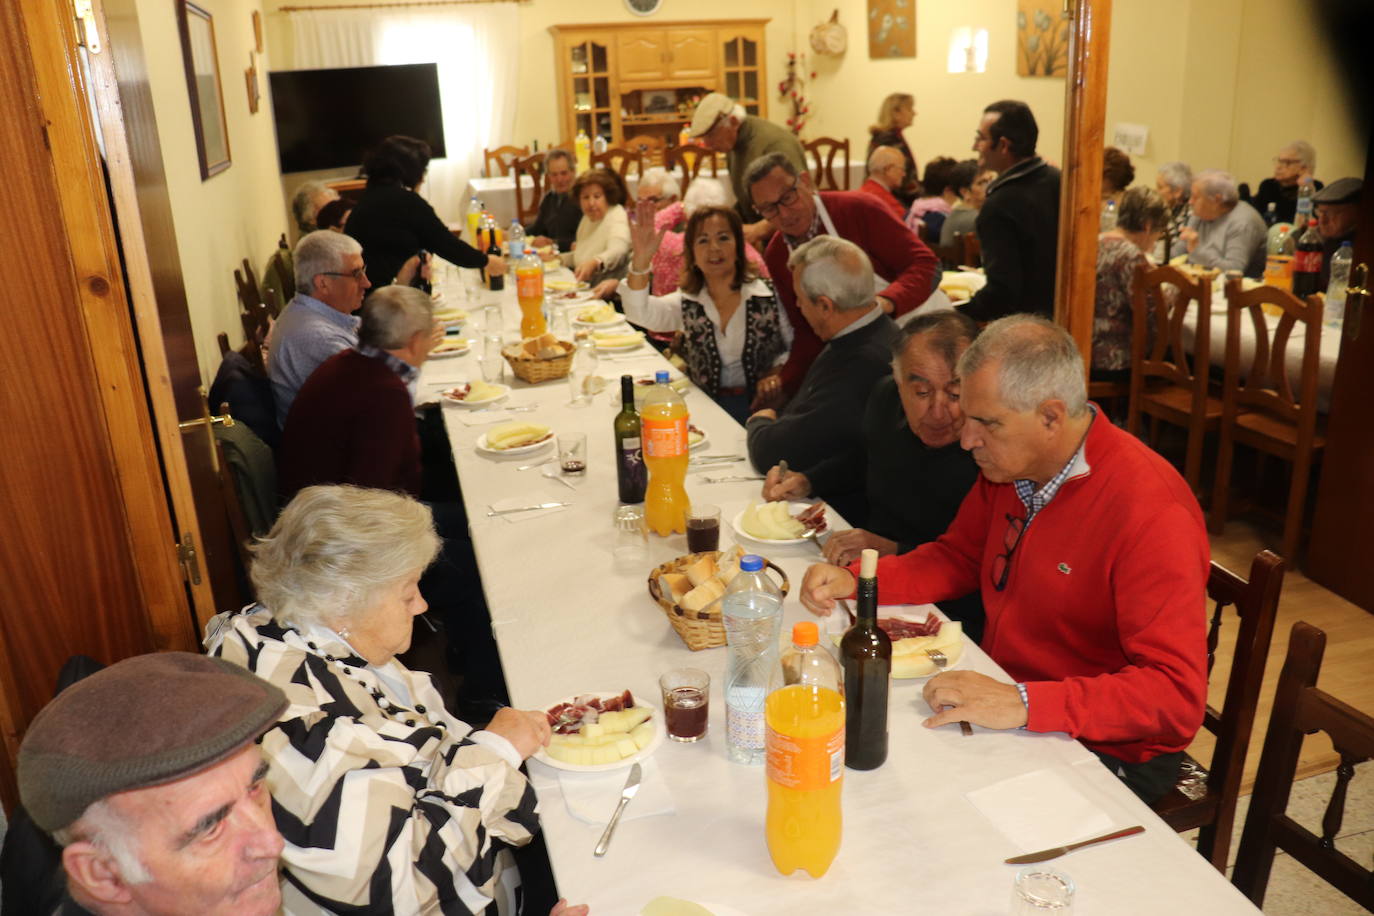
xmin=904 ymin=156 xmax=960 ymax=240
xmin=346 ymin=134 xmax=507 ymax=288
xmin=550 ymin=168 xmax=631 ymax=291
xmin=619 ymin=198 xmax=792 ymax=422
xmin=867 ymin=93 xmax=920 ymax=205
xmin=1094 ymin=186 xmax=1169 ymax=379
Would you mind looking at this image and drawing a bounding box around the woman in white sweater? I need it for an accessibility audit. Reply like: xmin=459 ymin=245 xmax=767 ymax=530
xmin=551 ymin=168 xmax=630 ymax=290
xmin=620 ymin=197 xmax=792 ymax=422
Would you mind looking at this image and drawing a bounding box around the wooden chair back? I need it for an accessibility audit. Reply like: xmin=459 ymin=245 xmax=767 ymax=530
xmin=666 ymin=144 xmax=719 ymax=183
xmin=483 ymin=144 xmax=529 ymax=178
xmin=1151 ymin=550 xmax=1285 ymax=871
xmin=960 ymin=232 xmax=982 ymax=269
xmin=217 ymin=331 xmax=231 ymax=357
xmin=803 ymin=137 xmax=851 ymax=190
xmin=264 ymin=234 xmax=295 ymax=306
xmin=1231 ymin=622 xmax=1374 ymax=910
xmin=511 ymin=152 xmax=546 ymax=226
xmin=623 ymin=134 xmax=665 ymax=168
xmin=590 ymin=146 xmax=642 ymax=180
xmin=1209 ymin=278 xmax=1326 ymax=560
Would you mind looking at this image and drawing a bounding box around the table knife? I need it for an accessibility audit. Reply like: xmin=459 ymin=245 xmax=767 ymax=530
xmin=594 ymin=762 xmax=642 ymax=857
xmin=701 ymin=475 xmax=764 ymax=483
xmin=1003 ymin=825 xmax=1145 ymax=864
xmin=485 ymin=501 xmax=570 ymax=516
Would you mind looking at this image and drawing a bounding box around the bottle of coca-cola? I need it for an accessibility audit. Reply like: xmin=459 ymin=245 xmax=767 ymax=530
xmin=1291 ymin=219 xmax=1323 ymax=298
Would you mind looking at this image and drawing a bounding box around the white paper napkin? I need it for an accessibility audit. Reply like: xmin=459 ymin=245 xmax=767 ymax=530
xmin=487 ymin=495 xmax=570 ymax=522
xmin=456 ymin=409 xmax=515 ymax=426
xmin=528 ymin=757 xmax=675 ymax=825
xmin=965 ymin=766 xmax=1114 ymax=851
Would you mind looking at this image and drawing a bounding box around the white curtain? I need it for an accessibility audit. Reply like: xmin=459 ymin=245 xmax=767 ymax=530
xmin=289 ymin=4 xmax=519 ymax=221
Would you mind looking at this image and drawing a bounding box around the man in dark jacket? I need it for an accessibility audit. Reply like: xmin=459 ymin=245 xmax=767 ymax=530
xmin=964 ymin=100 xmax=1062 ymax=322
xmin=526 ymin=148 xmax=581 ymax=252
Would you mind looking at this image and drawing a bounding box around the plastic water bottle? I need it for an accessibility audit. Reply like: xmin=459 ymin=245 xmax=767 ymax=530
xmin=465 ymin=196 xmax=483 ymax=244
xmin=593 ymin=134 xmax=608 ymax=155
xmin=1326 ymin=241 xmax=1353 ymax=324
xmin=575 ymin=129 xmax=591 ymax=174
xmin=508 ymin=220 xmax=527 ymax=259
xmin=1294 ymin=177 xmax=1315 ymax=228
xmin=1099 ymin=199 xmax=1117 ymax=233
xmin=722 ymin=555 xmax=784 ymax=765
xmin=1264 ymin=202 xmax=1278 ymax=226
xmin=765 ymin=620 xmax=844 ymax=877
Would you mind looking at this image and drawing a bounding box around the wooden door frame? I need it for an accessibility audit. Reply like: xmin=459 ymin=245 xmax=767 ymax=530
xmin=1057 ymin=0 xmax=1112 ymax=362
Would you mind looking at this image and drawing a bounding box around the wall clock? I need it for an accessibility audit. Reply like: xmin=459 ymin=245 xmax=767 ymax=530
xmin=625 ymin=0 xmax=662 ymax=16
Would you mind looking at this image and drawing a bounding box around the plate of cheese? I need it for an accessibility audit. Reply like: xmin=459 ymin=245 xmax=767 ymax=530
xmin=572 ymin=303 xmax=625 ymax=327
xmin=439 ymin=380 xmax=509 ymax=408
xmin=535 ymin=690 xmax=664 ymax=772
xmin=429 ymin=337 xmax=472 ymax=358
xmin=475 ymin=421 xmax=554 ymax=456
xmin=592 ymin=329 xmax=646 ymax=352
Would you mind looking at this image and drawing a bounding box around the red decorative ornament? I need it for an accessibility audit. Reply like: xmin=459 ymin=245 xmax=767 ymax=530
xmin=778 ymin=50 xmax=811 ymax=137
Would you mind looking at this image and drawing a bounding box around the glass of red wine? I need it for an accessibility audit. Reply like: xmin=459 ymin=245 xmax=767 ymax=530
xmin=659 ymin=668 xmax=710 ymax=742
xmin=685 ymin=503 xmax=720 ymax=553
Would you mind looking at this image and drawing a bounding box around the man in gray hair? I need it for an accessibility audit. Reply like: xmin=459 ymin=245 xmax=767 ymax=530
xmin=1181 ymin=169 xmax=1267 ymax=277
xmin=799 ymin=315 xmax=1210 ymax=805
xmin=1249 ymin=139 xmax=1322 ymax=225
xmin=277 ymin=284 xmax=436 ymax=501
xmin=291 ymin=180 xmax=339 ymax=234
xmin=745 ymin=236 xmax=900 ymax=480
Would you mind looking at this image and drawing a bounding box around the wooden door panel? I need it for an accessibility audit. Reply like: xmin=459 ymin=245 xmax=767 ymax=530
xmin=617 ymin=31 xmax=666 ymax=82
xmin=667 ymin=29 xmax=716 ymax=80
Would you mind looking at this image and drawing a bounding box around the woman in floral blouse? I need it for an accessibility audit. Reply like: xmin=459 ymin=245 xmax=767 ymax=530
xmin=1094 ymin=187 xmax=1170 ymax=378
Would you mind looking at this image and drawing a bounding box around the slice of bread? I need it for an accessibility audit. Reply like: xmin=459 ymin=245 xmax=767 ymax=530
xmin=683 ymin=554 xmax=718 ymax=588
xmin=680 ymin=577 xmax=725 ymax=613
xmin=660 ymin=572 xmax=691 ymax=604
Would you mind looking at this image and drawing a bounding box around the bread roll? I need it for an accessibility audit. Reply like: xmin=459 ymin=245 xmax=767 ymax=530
xmin=681 ymin=577 xmax=725 ymax=613
xmin=683 ymin=554 xmax=718 ymax=588
xmin=660 ymin=572 xmax=691 ymax=604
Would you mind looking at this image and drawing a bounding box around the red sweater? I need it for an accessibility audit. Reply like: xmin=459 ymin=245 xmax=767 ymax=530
xmin=859 ymin=178 xmax=906 ymax=221
xmin=765 ymin=191 xmax=937 ymax=394
xmin=855 ymin=416 xmax=1210 ymax=763
xmin=278 ymin=348 xmax=422 ymax=501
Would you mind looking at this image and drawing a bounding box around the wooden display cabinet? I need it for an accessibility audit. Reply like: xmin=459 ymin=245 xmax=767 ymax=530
xmin=550 ymin=20 xmax=768 ymax=151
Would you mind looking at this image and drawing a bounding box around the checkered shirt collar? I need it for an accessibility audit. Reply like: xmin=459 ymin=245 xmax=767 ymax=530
xmin=1014 ymin=405 xmax=1097 ymax=523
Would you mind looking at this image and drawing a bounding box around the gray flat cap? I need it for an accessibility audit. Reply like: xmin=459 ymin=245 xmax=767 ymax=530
xmin=1313 ymin=177 xmax=1362 ymax=205
xmin=18 ymin=652 xmax=287 ymax=833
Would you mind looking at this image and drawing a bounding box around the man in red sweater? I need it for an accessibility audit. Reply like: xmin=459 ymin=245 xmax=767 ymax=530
xmin=746 ymin=151 xmax=938 ymax=406
xmin=800 ymin=316 xmax=1210 ymax=803
xmin=278 ymin=285 xmax=436 ymax=501
xmin=858 ymin=146 xmax=908 ymax=221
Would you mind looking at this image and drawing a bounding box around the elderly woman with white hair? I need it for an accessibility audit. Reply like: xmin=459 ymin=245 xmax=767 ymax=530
xmin=1250 ymin=139 xmax=1322 ymax=225
xmin=1180 ymin=169 xmax=1268 ymax=278
xmin=206 ymin=486 xmax=585 ymax=916
xmin=1153 ymin=161 xmax=1193 ymax=260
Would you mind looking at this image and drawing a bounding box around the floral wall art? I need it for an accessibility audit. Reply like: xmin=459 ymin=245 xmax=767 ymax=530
xmin=1016 ymin=0 xmax=1071 ymax=77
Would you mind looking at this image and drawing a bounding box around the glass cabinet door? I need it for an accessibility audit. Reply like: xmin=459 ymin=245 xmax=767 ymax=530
xmin=720 ymin=33 xmax=763 ymax=117
xmin=567 ymin=38 xmax=616 ymax=142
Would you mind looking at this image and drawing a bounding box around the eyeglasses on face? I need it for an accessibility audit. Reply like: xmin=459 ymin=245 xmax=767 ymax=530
xmin=755 ymin=179 xmax=801 ymax=218
xmin=320 ymin=267 xmax=368 ymax=282
xmin=990 ymin=512 xmax=1027 ymax=592
xmin=1273 ymin=157 xmax=1302 ymax=167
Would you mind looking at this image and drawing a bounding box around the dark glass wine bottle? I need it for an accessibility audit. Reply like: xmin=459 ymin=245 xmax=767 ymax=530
xmin=614 ymin=375 xmax=646 ymax=503
xmin=841 ymin=548 xmax=891 ymax=770
xmin=486 ymin=228 xmax=505 ymax=292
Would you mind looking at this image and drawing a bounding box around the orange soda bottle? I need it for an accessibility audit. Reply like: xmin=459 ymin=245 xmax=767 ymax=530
xmin=640 ymin=370 xmax=688 ymax=536
xmin=515 ymin=251 xmax=546 ymax=338
xmin=766 ymin=621 xmax=845 ymax=878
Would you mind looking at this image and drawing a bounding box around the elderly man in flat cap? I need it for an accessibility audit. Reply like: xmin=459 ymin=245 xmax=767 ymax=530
xmin=688 ymin=91 xmax=807 ymax=247
xmin=1312 ymin=177 xmax=1362 ymax=289
xmin=18 ymin=652 xmax=288 ymax=916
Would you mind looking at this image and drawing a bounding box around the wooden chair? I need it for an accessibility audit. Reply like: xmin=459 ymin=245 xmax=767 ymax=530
xmin=623 ymin=134 xmax=665 ymax=168
xmin=1209 ymin=278 xmax=1326 ymax=563
xmin=1151 ymin=549 xmax=1285 ymax=872
xmin=590 ymin=146 xmax=642 ymax=180
xmin=263 ymin=233 xmax=294 ymax=306
xmin=803 ymin=136 xmax=851 ymax=190
xmin=959 ymin=232 xmax=982 ymax=269
xmin=511 ymin=152 xmax=546 ymax=226
xmin=483 ymin=144 xmax=529 ymax=178
xmin=665 ymin=144 xmax=719 ymax=183
xmin=1126 ymin=264 xmax=1222 ymax=497
xmin=1231 ymin=621 xmax=1374 ymax=910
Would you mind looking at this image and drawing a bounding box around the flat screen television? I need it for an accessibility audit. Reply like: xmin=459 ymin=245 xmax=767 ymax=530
xmin=269 ymin=63 xmax=446 ymax=174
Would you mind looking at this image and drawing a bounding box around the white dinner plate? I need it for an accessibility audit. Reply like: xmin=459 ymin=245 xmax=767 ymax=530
xmin=438 ymin=383 xmax=510 ymax=408
xmin=731 ymin=501 xmax=819 ymax=546
xmin=433 ymin=309 xmax=468 ymax=328
xmin=594 ymin=333 xmax=646 ymax=353
xmin=571 ymin=309 xmax=626 ymax=327
xmin=687 ymin=426 xmax=708 ymax=451
xmin=883 ymin=612 xmax=968 ymax=679
xmin=552 ymin=289 xmax=599 ymax=306
xmin=429 ymin=338 xmax=472 ymax=358
xmin=475 ymin=430 xmax=555 ymax=457
xmin=533 ymin=691 xmax=665 ymax=773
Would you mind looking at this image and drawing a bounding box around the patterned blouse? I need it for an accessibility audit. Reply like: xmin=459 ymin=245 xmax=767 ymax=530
xmin=1094 ymin=235 xmax=1148 ymax=371
xmin=206 ymin=605 xmax=539 ymax=915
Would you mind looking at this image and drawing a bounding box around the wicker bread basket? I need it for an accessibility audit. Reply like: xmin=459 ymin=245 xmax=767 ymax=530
xmin=501 ymin=339 xmax=573 ymax=383
xmin=647 ymin=552 xmax=790 ymax=651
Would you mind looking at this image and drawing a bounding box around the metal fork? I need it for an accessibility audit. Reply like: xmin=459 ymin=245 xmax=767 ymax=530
xmin=926 ymin=649 xmax=973 ymax=736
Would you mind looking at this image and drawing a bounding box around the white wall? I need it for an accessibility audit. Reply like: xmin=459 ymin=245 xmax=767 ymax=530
xmin=134 ymin=0 xmax=289 ymax=386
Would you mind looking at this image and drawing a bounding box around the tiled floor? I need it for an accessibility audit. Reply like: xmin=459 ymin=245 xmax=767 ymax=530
xmin=1184 ymin=761 xmax=1373 ymax=914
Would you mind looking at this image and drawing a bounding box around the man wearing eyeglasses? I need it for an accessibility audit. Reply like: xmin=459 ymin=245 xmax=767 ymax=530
xmin=798 ymin=316 xmax=1210 ymax=804
xmin=1246 ymin=140 xmax=1322 ymax=226
xmin=746 ymin=151 xmax=938 ymax=407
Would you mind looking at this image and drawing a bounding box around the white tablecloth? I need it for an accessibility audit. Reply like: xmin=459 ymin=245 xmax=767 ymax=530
xmin=418 ymin=272 xmax=1260 ymax=915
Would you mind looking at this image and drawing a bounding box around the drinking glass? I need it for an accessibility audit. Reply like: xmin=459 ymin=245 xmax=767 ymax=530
xmin=461 ymin=268 xmax=482 ymax=304
xmin=568 ymin=338 xmax=599 ymax=407
xmin=659 ymin=668 xmax=709 ymax=742
xmin=685 ymin=504 xmax=721 ymax=554
xmin=549 ymin=301 xmax=572 ymax=338
xmin=480 ymin=334 xmax=505 ymax=383
xmin=1011 ymin=867 xmax=1074 ymax=914
xmin=483 ymin=303 xmax=503 ymax=334
xmin=557 ymin=432 xmax=586 ymax=475
xmin=612 ymin=505 xmax=648 ymax=568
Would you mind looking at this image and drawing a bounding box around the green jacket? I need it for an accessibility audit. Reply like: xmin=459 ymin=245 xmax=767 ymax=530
xmin=728 ymin=116 xmax=807 ymax=223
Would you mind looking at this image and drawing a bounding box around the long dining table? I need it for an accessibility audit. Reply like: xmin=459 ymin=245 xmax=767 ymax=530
xmin=417 ymin=269 xmax=1262 ymax=915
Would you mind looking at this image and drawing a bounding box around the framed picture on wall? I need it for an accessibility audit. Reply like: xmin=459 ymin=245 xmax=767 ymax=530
xmin=176 ymin=0 xmax=232 ymax=179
